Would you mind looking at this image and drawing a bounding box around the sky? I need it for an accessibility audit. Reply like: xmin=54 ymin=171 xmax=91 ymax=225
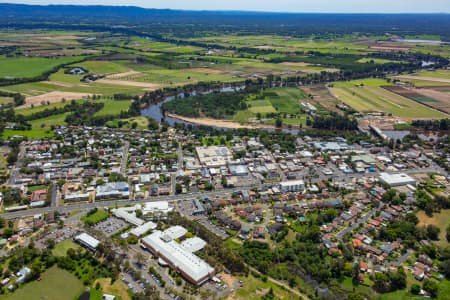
xmin=2 ymin=0 xmax=450 ymax=13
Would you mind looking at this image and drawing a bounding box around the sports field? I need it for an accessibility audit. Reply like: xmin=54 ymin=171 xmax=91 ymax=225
xmin=0 ymin=266 xmax=84 ymax=300
xmin=330 ymin=79 xmax=449 ymax=119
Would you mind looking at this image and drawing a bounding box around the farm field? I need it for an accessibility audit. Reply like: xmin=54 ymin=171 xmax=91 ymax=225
xmin=0 ymin=266 xmax=84 ymax=300
xmin=384 ymin=86 xmax=450 ymax=114
xmin=0 ymin=55 xmax=84 ymax=79
xmin=330 ymin=79 xmax=449 ymax=119
xmin=232 ymin=87 xmax=307 ymax=125
xmin=394 ymin=69 xmax=450 ymax=86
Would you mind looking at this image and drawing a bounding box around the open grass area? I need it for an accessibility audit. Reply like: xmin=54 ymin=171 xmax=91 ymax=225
xmin=94 ymin=100 xmax=132 ymax=117
xmin=2 ymin=129 xmax=54 ymax=139
xmin=0 ymin=55 xmax=84 ymax=79
xmin=94 ymin=278 xmax=130 ymax=300
xmin=74 ymin=60 xmax=130 ymax=75
xmin=233 ymin=273 xmax=302 ymax=300
xmin=417 ymin=209 xmax=450 ymax=246
xmin=0 ymin=266 xmax=84 ymax=300
xmin=53 ymin=239 xmax=82 ymax=257
xmin=330 ymin=79 xmax=448 ymax=119
xmin=28 ymin=112 xmax=69 ymax=130
xmin=106 ymin=116 xmax=149 ymax=130
xmin=357 ymin=57 xmax=404 ymax=64
xmin=0 ymin=97 xmax=13 ymax=105
xmin=81 ymin=209 xmax=110 ymax=225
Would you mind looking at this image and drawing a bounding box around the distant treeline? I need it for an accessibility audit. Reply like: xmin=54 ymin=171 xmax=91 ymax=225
xmin=1 ymin=4 xmax=450 ymax=40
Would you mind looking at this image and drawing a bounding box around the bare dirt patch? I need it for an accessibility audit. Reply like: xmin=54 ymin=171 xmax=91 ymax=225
xmin=166 ymin=113 xmax=275 ymax=129
xmin=21 ymin=91 xmax=92 ymax=108
xmin=96 ymin=78 xmax=160 ymax=90
xmin=105 ymin=70 xmax=142 ymax=79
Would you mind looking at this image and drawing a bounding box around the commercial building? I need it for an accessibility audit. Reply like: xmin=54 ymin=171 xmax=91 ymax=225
xmin=96 ymin=182 xmax=129 ymax=200
xmin=74 ymin=233 xmax=100 ymax=251
xmin=130 ymin=221 xmax=157 ymax=237
xmin=379 ymin=172 xmax=416 ymax=187
xmin=141 ymin=227 xmax=214 ymax=285
xmin=196 ymin=146 xmax=233 ymax=167
xmin=280 ymin=180 xmax=305 ymax=193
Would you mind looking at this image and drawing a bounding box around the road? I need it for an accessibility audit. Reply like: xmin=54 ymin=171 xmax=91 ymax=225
xmin=9 ymin=145 xmax=25 ymax=185
xmin=50 ymin=183 xmax=59 ymax=207
xmin=0 ymin=187 xmax=243 ymax=220
xmin=390 ymin=248 xmax=414 ymax=267
xmin=120 ymin=141 xmax=129 ymax=176
xmin=337 ymin=202 xmax=384 ymax=243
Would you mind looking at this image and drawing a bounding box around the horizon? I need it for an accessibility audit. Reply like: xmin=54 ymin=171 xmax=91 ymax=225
xmin=1 ymin=1 xmax=450 ymax=14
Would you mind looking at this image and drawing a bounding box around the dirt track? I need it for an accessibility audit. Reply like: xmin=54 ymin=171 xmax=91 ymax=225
xmin=21 ymin=91 xmax=92 ymax=108
xmin=166 ymin=113 xmax=275 ymax=129
xmin=96 ymin=78 xmax=161 ymax=90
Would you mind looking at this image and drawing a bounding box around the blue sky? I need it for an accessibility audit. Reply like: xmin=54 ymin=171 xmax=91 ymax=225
xmin=3 ymin=0 xmax=450 ymax=13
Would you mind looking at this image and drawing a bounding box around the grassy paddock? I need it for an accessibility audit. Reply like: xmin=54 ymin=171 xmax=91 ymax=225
xmin=417 ymin=209 xmax=450 ymax=246
xmin=0 ymin=266 xmax=84 ymax=300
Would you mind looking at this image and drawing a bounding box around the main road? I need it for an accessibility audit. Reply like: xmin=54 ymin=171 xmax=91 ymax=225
xmin=0 ymin=187 xmax=246 ymax=220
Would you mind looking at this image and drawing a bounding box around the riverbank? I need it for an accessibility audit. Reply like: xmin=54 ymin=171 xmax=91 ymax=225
xmin=166 ymin=113 xmax=277 ymax=130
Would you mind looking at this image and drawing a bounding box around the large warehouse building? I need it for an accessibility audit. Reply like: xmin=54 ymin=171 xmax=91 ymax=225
xmin=379 ymin=172 xmax=416 ymax=187
xmin=141 ymin=226 xmax=214 ymax=285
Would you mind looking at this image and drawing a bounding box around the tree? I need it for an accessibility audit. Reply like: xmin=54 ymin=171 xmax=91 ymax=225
xmin=411 ymin=284 xmax=421 ymax=295
xmin=426 ymin=225 xmax=441 ymax=241
xmin=423 ymin=279 xmax=439 ymax=297
xmin=275 ymin=118 xmax=283 ymax=128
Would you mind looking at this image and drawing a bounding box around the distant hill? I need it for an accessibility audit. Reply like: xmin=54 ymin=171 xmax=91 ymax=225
xmin=0 ymin=3 xmax=450 ymax=39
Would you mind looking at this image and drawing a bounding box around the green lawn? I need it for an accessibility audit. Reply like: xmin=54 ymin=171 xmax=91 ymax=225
xmin=74 ymin=60 xmax=129 ymax=75
xmin=2 ymin=129 xmax=54 ymax=139
xmin=0 ymin=266 xmax=84 ymax=300
xmin=81 ymin=209 xmax=110 ymax=225
xmin=0 ymin=55 xmax=84 ymax=79
xmin=28 ymin=113 xmax=69 ymax=130
xmin=53 ymin=239 xmax=82 ymax=257
xmin=94 ymin=100 xmax=132 ymax=117
xmin=27 ymin=185 xmax=48 ymax=192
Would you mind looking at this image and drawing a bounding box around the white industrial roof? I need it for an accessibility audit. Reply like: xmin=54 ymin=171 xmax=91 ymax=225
xmin=75 ymin=233 xmax=100 ymax=249
xmin=112 ymin=209 xmax=144 ymax=226
xmin=280 ymin=180 xmax=305 ymax=187
xmin=130 ymin=221 xmax=157 ymax=237
xmin=180 ymin=237 xmax=206 ymax=253
xmin=163 ymin=225 xmax=187 ymax=240
xmin=143 ymin=201 xmax=172 ymax=213
xmin=142 ymin=230 xmax=214 ymax=282
xmin=379 ymin=172 xmax=416 ymax=186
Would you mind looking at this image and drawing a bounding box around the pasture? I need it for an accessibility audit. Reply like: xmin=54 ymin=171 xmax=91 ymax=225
xmin=0 ymin=266 xmax=84 ymax=300
xmin=0 ymin=55 xmax=83 ymax=79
